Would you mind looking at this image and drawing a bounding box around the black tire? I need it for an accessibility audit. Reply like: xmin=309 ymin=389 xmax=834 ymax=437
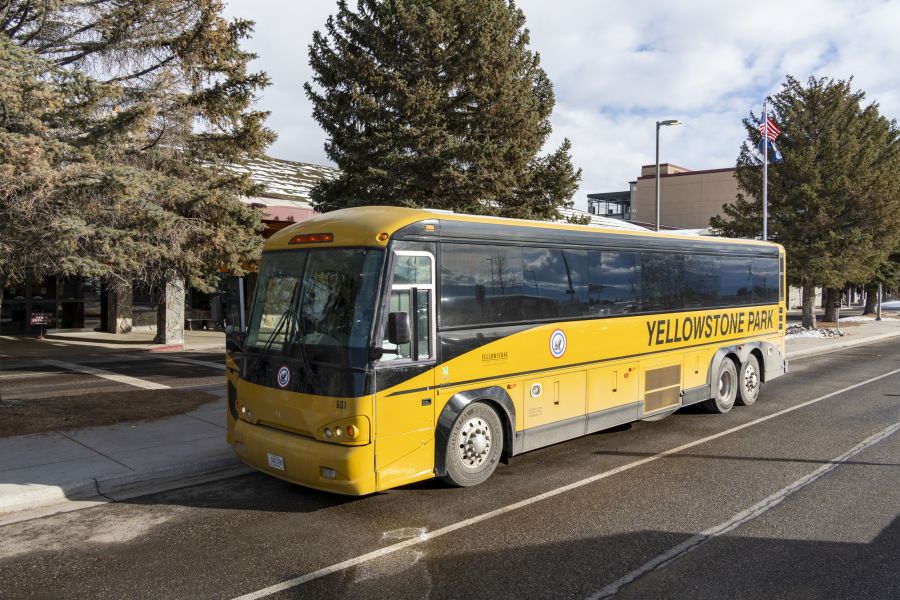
xmin=702 ymin=358 xmax=738 ymax=414
xmin=441 ymin=403 xmax=503 ymax=487
xmin=736 ymin=354 xmax=761 ymax=406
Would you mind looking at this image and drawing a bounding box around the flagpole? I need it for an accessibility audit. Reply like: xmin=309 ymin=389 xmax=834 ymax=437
xmin=763 ymin=97 xmax=768 ymax=241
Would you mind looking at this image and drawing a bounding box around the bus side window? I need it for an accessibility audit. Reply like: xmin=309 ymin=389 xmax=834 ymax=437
xmin=382 ymin=253 xmax=434 ymax=361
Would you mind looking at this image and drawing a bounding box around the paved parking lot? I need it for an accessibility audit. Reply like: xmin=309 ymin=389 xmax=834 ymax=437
xmin=0 ymin=339 xmax=898 ymax=599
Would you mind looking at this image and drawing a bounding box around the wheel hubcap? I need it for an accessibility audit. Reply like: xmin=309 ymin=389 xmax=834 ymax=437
xmin=457 ymin=417 xmax=492 ymax=468
xmin=719 ymin=370 xmax=733 ymax=399
xmin=744 ymin=364 xmax=759 ymax=395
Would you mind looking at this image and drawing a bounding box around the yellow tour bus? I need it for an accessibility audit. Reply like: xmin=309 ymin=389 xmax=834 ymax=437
xmin=225 ymin=206 xmax=787 ymax=494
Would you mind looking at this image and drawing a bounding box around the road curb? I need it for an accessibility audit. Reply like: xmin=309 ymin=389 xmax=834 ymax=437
xmin=147 ymin=344 xmax=185 ymax=352
xmin=95 ymin=455 xmax=252 ymax=501
xmin=0 ymin=454 xmax=251 ymax=518
xmin=0 ymin=478 xmax=99 ymax=513
xmin=787 ymin=330 xmax=900 ymax=360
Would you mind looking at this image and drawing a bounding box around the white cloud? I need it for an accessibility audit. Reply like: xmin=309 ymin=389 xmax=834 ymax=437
xmin=225 ymin=0 xmax=900 ymax=210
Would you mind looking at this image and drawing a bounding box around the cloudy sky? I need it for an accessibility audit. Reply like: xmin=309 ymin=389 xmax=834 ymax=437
xmin=223 ymin=0 xmax=900 ymax=210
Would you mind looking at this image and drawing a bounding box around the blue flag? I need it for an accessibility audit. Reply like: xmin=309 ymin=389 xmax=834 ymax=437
xmin=758 ymin=138 xmax=783 ymax=163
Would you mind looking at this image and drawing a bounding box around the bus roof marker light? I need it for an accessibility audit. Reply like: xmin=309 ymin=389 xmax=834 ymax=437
xmin=377 ymin=232 xmax=389 ymax=242
xmin=289 ymin=233 xmax=333 ymax=244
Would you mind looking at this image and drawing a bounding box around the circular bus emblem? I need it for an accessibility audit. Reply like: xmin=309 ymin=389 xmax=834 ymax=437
xmin=549 ymin=329 xmax=567 ymax=358
xmin=276 ymin=366 xmax=291 ymax=388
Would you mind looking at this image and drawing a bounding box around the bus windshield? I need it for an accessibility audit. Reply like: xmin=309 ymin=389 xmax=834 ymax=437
xmin=245 ymin=248 xmax=384 ymax=365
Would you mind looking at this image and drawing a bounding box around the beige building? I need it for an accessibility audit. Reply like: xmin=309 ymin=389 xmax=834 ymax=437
xmin=630 ymin=164 xmax=739 ymax=230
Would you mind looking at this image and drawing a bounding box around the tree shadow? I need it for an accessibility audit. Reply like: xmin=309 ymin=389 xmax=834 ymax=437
xmin=276 ymin=516 xmax=900 ymax=600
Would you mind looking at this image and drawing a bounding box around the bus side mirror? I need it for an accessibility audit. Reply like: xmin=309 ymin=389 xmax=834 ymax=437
xmin=387 ymin=312 xmax=411 ymax=345
xmin=225 ymin=328 xmax=244 ymax=353
xmin=223 ymin=276 xmax=247 ymax=355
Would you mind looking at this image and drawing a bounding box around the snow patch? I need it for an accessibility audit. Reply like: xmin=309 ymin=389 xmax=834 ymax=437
xmin=557 ymin=207 xmax=649 ymax=231
xmin=785 ymin=325 xmax=845 ymax=339
xmin=227 ymin=155 xmax=339 ymax=202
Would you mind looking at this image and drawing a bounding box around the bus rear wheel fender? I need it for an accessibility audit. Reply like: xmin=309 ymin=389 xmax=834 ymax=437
xmin=441 ymin=402 xmax=504 ymax=487
xmin=751 ymin=347 xmax=767 ymax=383
xmin=703 ymin=356 xmax=738 ymax=414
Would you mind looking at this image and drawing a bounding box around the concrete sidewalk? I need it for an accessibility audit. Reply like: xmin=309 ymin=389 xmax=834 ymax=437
xmin=0 ymin=387 xmax=250 ymax=524
xmin=1 ymin=317 xmax=898 ymax=523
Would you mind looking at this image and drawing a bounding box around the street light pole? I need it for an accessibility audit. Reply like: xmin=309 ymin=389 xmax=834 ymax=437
xmin=655 ymin=119 xmax=682 ymax=232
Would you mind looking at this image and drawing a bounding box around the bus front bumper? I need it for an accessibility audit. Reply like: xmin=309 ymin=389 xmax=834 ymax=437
xmin=232 ymin=419 xmax=376 ymax=495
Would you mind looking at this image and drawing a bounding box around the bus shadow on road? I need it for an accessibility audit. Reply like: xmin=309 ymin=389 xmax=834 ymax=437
xmin=120 ymin=471 xmax=366 ymax=514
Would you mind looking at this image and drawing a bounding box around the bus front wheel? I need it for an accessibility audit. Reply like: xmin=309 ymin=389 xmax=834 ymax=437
xmin=702 ymin=358 xmax=738 ymax=414
xmin=442 ymin=403 xmax=503 ymax=487
xmin=736 ymin=354 xmax=761 ymax=406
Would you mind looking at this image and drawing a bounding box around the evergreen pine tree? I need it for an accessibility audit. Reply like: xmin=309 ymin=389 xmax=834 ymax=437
xmin=305 ymin=0 xmax=581 ymax=219
xmin=1 ymin=0 xmax=275 ymax=294
xmin=862 ymin=245 xmax=900 ymax=314
xmin=711 ymin=76 xmax=900 ymax=327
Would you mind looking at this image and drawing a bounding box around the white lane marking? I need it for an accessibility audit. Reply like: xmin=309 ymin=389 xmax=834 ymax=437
xmin=230 ymin=367 xmax=900 ymax=600
xmin=587 ymin=420 xmax=900 ymax=599
xmin=41 ymin=359 xmax=170 ymax=390
xmin=160 ymin=356 xmax=226 ymax=371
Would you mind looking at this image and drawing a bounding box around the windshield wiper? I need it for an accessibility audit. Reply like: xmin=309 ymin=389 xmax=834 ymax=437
xmin=284 ymin=315 xmax=316 ymax=387
xmin=250 ymin=281 xmax=301 ymax=377
xmin=250 ymin=282 xmax=319 ymax=388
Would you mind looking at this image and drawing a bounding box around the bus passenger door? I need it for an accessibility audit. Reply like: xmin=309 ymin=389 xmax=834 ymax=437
xmin=373 ymin=249 xmax=437 ymax=490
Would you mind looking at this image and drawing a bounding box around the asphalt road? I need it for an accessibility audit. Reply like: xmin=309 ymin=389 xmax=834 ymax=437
xmin=1 ymin=340 xmax=899 ymax=599
xmin=0 ymin=352 xmax=225 ymax=400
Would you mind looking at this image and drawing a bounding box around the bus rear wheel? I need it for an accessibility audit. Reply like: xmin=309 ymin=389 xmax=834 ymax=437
xmin=442 ymin=403 xmax=503 ymax=487
xmin=736 ymin=354 xmax=761 ymax=406
xmin=702 ymin=358 xmax=737 ymax=414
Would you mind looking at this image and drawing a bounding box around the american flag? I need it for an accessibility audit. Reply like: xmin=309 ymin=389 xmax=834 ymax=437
xmin=759 ymin=117 xmax=781 ymax=141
